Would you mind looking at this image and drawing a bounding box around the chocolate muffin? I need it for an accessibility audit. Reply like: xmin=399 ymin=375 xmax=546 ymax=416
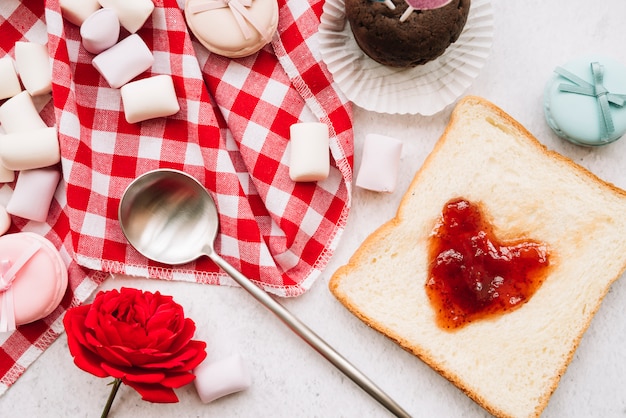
xmin=346 ymin=0 xmax=471 ymax=68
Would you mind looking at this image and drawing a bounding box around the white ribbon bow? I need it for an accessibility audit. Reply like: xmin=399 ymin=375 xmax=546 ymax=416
xmin=189 ymin=0 xmax=271 ymax=42
xmin=0 ymin=242 xmax=41 ymax=333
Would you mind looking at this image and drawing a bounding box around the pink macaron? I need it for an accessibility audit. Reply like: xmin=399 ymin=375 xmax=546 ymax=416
xmin=0 ymin=232 xmax=68 ymax=331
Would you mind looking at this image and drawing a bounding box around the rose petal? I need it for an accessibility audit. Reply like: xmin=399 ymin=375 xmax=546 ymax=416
xmin=145 ymin=315 xmax=182 ymax=347
xmin=94 ymin=315 xmax=128 ymax=346
xmin=174 ymin=341 xmax=208 ymax=371
xmin=161 ymin=319 xmax=196 ymax=353
xmin=63 ymin=306 xmax=91 ymax=348
xmin=141 ymin=342 xmax=207 ymax=370
xmin=119 ymin=345 xmax=173 ymax=364
xmin=84 ymin=294 xmax=107 ymax=327
xmin=121 ymin=349 xmax=163 ymax=366
xmin=84 ymin=330 xmax=103 ymax=348
xmin=98 ymin=363 xmax=126 ymax=379
xmin=146 ymin=328 xmax=175 ymax=350
xmin=124 ymin=372 xmax=167 ymax=384
xmin=124 ymin=381 xmax=180 ymax=403
xmin=186 ymin=341 xmax=208 ymax=367
xmin=101 ymin=362 xmax=166 ymax=384
xmin=72 ymin=351 xmax=110 ymax=378
xmin=64 ymin=307 xmax=110 ymax=378
xmin=94 ymin=345 xmax=134 ymax=368
xmin=148 ymin=306 xmax=182 ymax=332
xmin=68 ymin=337 xmax=108 ymax=375
xmin=134 ymin=308 xmax=151 ymax=322
xmin=160 ymin=371 xmax=196 ymax=388
xmin=113 ymin=321 xmax=149 ymax=348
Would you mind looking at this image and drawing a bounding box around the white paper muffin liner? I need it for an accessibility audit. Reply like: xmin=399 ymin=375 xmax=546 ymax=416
xmin=318 ymin=0 xmax=494 ymax=115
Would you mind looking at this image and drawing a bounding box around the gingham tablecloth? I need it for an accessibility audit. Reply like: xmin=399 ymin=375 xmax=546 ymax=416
xmin=0 ymin=0 xmax=353 ymax=395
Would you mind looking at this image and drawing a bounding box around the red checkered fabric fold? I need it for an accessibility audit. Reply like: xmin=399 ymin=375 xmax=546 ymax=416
xmin=0 ymin=0 xmax=352 ymax=395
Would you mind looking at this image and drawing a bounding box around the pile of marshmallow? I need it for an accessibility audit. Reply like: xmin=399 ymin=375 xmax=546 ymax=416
xmin=0 ymin=42 xmax=60 ymax=227
xmin=60 ymin=0 xmax=180 ymax=123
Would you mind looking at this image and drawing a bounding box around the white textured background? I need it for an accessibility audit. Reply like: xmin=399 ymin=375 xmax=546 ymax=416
xmin=2 ymin=0 xmax=626 ymax=416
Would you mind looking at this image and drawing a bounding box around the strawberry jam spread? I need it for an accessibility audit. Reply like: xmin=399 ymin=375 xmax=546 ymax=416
xmin=426 ymin=198 xmax=550 ymax=330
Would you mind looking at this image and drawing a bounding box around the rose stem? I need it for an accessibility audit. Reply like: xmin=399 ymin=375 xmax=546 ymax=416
xmin=101 ymin=378 xmax=122 ymax=418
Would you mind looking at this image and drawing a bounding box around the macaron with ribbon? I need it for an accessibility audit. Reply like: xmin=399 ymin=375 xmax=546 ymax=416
xmin=0 ymin=232 xmax=68 ymax=332
xmin=184 ymin=0 xmax=278 ymax=58
xmin=544 ymin=56 xmax=626 ymax=146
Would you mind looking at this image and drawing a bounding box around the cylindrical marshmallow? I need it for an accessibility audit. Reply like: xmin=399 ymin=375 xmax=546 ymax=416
xmin=0 ymin=205 xmax=11 ymax=236
xmin=14 ymin=42 xmax=52 ymax=96
xmin=80 ymin=8 xmax=120 ymax=54
xmin=0 ymin=91 xmax=47 ymax=134
xmin=7 ymin=168 xmax=61 ymax=222
xmin=356 ymin=134 xmax=403 ymax=193
xmin=193 ymin=354 xmax=252 ymax=404
xmin=60 ymin=0 xmax=102 ymax=26
xmin=289 ymin=122 xmax=330 ymax=182
xmin=92 ymin=34 xmax=154 ymax=89
xmin=0 ymin=127 xmax=60 ymax=171
xmin=98 ymin=0 xmax=155 ymax=34
xmin=0 ymin=57 xmax=22 ymax=100
xmin=120 ymin=75 xmax=180 ymax=123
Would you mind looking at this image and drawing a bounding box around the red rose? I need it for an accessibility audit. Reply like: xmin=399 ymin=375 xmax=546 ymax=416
xmin=63 ymin=287 xmax=207 ymax=403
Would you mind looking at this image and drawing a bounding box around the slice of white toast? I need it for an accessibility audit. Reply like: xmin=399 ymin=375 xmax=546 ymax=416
xmin=329 ymin=96 xmax=626 ymax=418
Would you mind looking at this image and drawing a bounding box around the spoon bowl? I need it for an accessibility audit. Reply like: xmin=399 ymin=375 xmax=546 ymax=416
xmin=118 ymin=169 xmax=410 ymax=417
xmin=119 ymin=169 xmax=218 ymax=265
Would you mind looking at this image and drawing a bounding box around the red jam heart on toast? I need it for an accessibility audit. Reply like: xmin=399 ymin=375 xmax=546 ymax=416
xmin=426 ymin=198 xmax=551 ymax=330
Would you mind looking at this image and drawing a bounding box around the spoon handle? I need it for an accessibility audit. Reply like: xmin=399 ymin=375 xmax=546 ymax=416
xmin=207 ymin=251 xmax=412 ymax=418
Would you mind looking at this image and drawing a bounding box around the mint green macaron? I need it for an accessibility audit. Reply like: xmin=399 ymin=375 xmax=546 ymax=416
xmin=544 ymin=56 xmax=626 ymax=146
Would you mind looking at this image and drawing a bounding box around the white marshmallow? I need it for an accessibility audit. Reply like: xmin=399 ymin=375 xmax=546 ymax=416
xmin=0 ymin=166 xmax=14 ymax=184
xmin=0 ymin=57 xmax=22 ymax=100
xmin=92 ymin=34 xmax=154 ymax=89
xmin=356 ymin=134 xmax=402 ymax=193
xmin=0 ymin=127 xmax=60 ymax=171
xmin=0 ymin=205 xmax=11 ymax=236
xmin=289 ymin=122 xmax=330 ymax=182
xmin=7 ymin=168 xmax=61 ymax=222
xmin=0 ymin=91 xmax=47 ymax=134
xmin=0 ymin=124 xmax=14 ymax=183
xmin=120 ymin=75 xmax=180 ymax=123
xmin=98 ymin=0 xmax=155 ymax=34
xmin=80 ymin=8 xmax=120 ymax=54
xmin=0 ymin=166 xmax=15 ymax=184
xmin=193 ymin=354 xmax=252 ymax=404
xmin=0 ymin=133 xmax=15 ymax=184
xmin=14 ymin=42 xmax=52 ymax=96
xmin=60 ymin=0 xmax=102 ymax=26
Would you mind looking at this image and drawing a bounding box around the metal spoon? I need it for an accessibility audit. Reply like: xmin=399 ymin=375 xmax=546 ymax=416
xmin=118 ymin=169 xmax=411 ymax=418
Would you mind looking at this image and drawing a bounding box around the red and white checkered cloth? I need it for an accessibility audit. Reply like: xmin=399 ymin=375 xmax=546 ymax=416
xmin=0 ymin=0 xmax=353 ymax=395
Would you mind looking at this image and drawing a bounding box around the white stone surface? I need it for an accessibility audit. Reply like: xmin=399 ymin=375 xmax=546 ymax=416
xmin=1 ymin=0 xmax=626 ymax=417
